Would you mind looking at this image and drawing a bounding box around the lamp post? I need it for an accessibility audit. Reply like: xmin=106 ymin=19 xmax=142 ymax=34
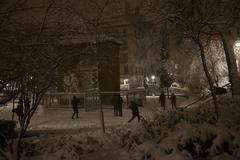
xmin=151 ymin=75 xmax=156 ymax=84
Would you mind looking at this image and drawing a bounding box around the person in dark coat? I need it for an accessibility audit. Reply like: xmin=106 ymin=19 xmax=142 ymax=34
xmin=170 ymin=93 xmax=177 ymax=109
xmin=159 ymin=91 xmax=166 ymax=110
xmin=128 ymin=100 xmax=141 ymax=123
xmin=117 ymin=94 xmax=123 ymax=117
xmin=71 ymin=96 xmax=79 ymax=119
xmin=13 ymin=97 xmax=23 ymax=122
xmin=113 ymin=94 xmax=118 ymax=116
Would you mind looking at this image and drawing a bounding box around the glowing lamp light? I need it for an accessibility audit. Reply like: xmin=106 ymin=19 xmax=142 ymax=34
xmin=151 ymin=75 xmax=155 ymax=80
xmin=236 ymin=42 xmax=240 ymax=47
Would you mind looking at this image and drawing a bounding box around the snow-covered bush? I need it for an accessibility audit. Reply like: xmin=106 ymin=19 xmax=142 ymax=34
xmin=20 ymin=95 xmax=240 ymax=160
xmin=177 ymin=123 xmax=239 ymax=159
xmin=21 ymin=133 xmax=106 ymax=160
xmin=110 ymin=95 xmax=240 ymax=160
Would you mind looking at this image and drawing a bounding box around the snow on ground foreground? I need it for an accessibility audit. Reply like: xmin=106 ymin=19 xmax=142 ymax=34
xmin=19 ymin=95 xmax=240 ymax=160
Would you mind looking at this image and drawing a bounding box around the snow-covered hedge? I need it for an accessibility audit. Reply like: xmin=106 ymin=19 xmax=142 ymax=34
xmin=20 ymin=95 xmax=240 ymax=160
xmin=110 ymin=95 xmax=240 ymax=160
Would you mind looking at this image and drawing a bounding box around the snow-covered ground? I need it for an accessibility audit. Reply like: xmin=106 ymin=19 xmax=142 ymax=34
xmin=2 ymin=95 xmax=240 ymax=160
xmin=15 ymin=95 xmax=240 ymax=160
xmin=0 ymin=96 xmax=189 ymax=131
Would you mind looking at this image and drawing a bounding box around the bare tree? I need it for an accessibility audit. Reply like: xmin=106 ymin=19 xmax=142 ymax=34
xmin=184 ymin=0 xmax=240 ymax=97
xmin=206 ymin=40 xmax=228 ymax=87
xmin=216 ymin=0 xmax=240 ymax=97
xmin=148 ymin=0 xmax=224 ymax=119
xmin=0 ymin=1 xmax=65 ymax=159
xmin=53 ymin=0 xmax=118 ymax=134
xmin=0 ymin=45 xmax=60 ymax=160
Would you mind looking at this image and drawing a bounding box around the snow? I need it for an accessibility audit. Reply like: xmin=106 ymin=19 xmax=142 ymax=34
xmin=1 ymin=95 xmax=240 ymax=160
xmin=0 ymin=96 xmax=188 ymax=130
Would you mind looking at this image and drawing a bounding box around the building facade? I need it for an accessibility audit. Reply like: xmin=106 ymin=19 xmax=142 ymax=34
xmin=99 ymin=0 xmax=151 ymax=90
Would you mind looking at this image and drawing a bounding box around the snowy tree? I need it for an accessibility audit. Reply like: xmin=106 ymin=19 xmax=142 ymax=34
xmin=215 ymin=0 xmax=240 ymax=97
xmin=147 ymin=0 xmax=229 ymax=118
xmin=53 ymin=0 xmax=118 ymax=134
xmin=206 ymin=40 xmax=228 ymax=87
xmin=0 ymin=1 xmax=66 ymax=160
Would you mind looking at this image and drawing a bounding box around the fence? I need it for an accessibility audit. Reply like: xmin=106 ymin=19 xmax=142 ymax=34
xmin=42 ymin=90 xmax=147 ymax=111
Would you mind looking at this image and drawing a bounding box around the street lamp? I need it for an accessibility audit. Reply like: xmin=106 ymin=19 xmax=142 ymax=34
xmin=151 ymin=75 xmax=156 ymax=85
xmin=151 ymin=75 xmax=155 ymax=80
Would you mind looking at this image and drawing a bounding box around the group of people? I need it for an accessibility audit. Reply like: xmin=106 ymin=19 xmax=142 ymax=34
xmin=12 ymin=92 xmax=176 ymax=125
xmin=70 ymin=91 xmax=177 ymax=122
xmin=128 ymin=91 xmax=178 ymax=123
xmin=159 ymin=91 xmax=177 ymax=110
xmin=12 ymin=96 xmax=31 ymax=122
xmin=113 ymin=94 xmax=142 ymax=123
xmin=113 ymin=94 xmax=123 ymax=117
xmin=71 ymin=94 xmax=141 ymax=123
xmin=113 ymin=94 xmax=142 ymax=122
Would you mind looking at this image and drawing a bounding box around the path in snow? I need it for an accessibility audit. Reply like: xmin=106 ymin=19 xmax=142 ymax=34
xmin=0 ymin=96 xmax=192 ymax=133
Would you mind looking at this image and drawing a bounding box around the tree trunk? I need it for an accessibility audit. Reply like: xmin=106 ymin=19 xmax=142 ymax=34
xmin=12 ymin=98 xmax=15 ymax=120
xmin=97 ymin=58 xmax=105 ymax=134
xmin=220 ymin=33 xmax=240 ymax=97
xmin=198 ymin=41 xmax=219 ymax=119
xmin=98 ymin=73 xmax=105 ymax=134
xmin=166 ymin=87 xmax=169 ymax=99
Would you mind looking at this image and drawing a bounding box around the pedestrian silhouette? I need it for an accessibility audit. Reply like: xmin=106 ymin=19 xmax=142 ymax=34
xmin=128 ymin=100 xmax=141 ymax=123
xmin=12 ymin=97 xmax=24 ymax=122
xmin=113 ymin=94 xmax=118 ymax=116
xmin=159 ymin=91 xmax=166 ymax=110
xmin=170 ymin=92 xmax=177 ymax=109
xmin=117 ymin=94 xmax=123 ymax=117
xmin=71 ymin=96 xmax=79 ymax=119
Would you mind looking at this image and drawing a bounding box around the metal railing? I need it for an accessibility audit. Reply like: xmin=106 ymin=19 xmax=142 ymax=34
xmin=182 ymin=83 xmax=230 ymax=110
xmin=42 ymin=90 xmax=147 ymax=111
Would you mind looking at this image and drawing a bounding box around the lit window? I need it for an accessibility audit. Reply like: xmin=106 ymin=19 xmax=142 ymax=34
xmin=124 ymin=79 xmax=129 ymax=85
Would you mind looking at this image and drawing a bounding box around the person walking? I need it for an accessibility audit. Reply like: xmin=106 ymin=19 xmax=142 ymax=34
xmin=13 ymin=97 xmax=23 ymax=123
xmin=128 ymin=100 xmax=141 ymax=123
xmin=113 ymin=94 xmax=118 ymax=116
xmin=117 ymin=94 xmax=123 ymax=117
xmin=71 ymin=96 xmax=79 ymax=119
xmin=170 ymin=92 xmax=177 ymax=109
xmin=159 ymin=91 xmax=166 ymax=110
